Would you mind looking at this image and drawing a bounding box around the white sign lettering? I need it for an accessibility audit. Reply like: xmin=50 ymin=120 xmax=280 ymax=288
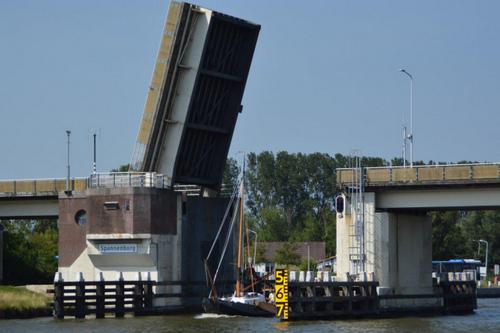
xmin=99 ymin=243 xmax=138 ymax=254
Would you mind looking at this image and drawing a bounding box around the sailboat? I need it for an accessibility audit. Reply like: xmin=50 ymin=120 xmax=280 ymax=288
xmin=202 ymin=165 xmax=275 ymax=317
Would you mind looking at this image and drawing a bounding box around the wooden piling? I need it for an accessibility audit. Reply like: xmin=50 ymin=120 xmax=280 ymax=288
xmin=144 ymin=280 xmax=154 ymax=310
xmin=75 ymin=274 xmax=86 ymax=319
xmin=95 ymin=275 xmax=105 ymax=319
xmin=54 ymin=274 xmax=65 ymax=319
xmin=133 ymin=277 xmax=144 ymax=316
xmin=115 ymin=275 xmax=125 ymax=318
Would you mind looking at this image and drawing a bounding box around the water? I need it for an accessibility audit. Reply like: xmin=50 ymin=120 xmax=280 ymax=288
xmin=1 ymin=299 xmax=499 ymax=333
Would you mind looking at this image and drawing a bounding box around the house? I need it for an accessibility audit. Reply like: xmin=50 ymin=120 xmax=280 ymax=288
xmin=254 ymin=241 xmax=326 ymax=275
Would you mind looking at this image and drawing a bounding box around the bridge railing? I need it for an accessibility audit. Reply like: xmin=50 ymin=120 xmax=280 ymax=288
xmin=88 ymin=172 xmax=169 ymax=189
xmin=88 ymin=173 xmax=235 ymax=196
xmin=337 ymin=163 xmax=500 ymax=188
xmin=0 ymin=173 xmax=235 ymax=197
xmin=0 ymin=178 xmax=88 ymax=197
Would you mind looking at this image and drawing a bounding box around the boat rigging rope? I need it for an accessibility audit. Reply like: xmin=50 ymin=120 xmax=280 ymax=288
xmin=205 ymin=179 xmax=240 ymax=261
xmin=209 ymin=191 xmax=240 ymax=298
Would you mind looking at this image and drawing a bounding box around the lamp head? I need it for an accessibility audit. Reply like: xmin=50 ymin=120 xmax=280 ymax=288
xmin=399 ymin=69 xmax=413 ymax=79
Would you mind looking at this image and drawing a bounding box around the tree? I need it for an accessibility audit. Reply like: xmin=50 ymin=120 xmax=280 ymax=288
xmin=222 ymin=157 xmax=240 ymax=191
xmin=2 ymin=219 xmax=58 ymax=284
xmin=460 ymin=211 xmax=500 ymax=265
xmin=257 ymin=207 xmax=289 ymax=242
xmin=273 ymin=242 xmax=301 ymax=267
xmin=290 ymin=212 xmax=323 ymax=243
xmin=111 ymin=164 xmax=130 ymax=172
xmin=431 ymin=212 xmax=468 ymax=260
xmin=299 ymin=259 xmax=317 ymax=272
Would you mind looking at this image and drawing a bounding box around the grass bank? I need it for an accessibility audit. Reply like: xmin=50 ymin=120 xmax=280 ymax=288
xmin=0 ymin=286 xmax=52 ymax=319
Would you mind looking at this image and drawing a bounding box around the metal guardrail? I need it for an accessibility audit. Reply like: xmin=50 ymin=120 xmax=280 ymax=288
xmin=88 ymin=172 xmax=169 ymax=189
xmin=89 ymin=173 xmax=234 ymax=196
xmin=337 ymin=163 xmax=500 ymax=188
xmin=0 ymin=172 xmax=234 ymax=197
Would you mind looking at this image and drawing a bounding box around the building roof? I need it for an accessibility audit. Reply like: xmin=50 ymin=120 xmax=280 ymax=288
xmin=258 ymin=242 xmax=326 ymax=263
xmin=317 ymin=255 xmax=336 ymax=263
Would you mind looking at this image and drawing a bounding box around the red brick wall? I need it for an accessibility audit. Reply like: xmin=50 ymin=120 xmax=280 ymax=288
xmin=58 ymin=188 xmax=178 ymax=267
xmin=58 ymin=195 xmax=87 ymax=267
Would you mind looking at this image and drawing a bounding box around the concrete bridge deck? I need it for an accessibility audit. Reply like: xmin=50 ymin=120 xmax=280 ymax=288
xmin=0 ymin=178 xmax=87 ymax=219
xmin=0 ymin=178 xmax=88 ymax=198
xmin=337 ymin=163 xmax=500 ymax=211
xmin=337 ymin=163 xmax=500 ymax=189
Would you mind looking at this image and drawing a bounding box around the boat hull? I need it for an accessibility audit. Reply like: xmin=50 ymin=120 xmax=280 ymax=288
xmin=202 ymin=298 xmax=275 ymax=317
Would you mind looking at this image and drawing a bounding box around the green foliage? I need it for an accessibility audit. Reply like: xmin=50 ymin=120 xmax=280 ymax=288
xmin=2 ymin=220 xmax=58 ymax=284
xmin=323 ymin=211 xmax=337 ymax=256
xmin=256 ymin=207 xmax=290 ymax=242
xmin=290 ymin=213 xmax=323 ymax=243
xmin=111 ymin=164 xmax=130 ymax=172
xmin=431 ymin=210 xmax=500 ymax=266
xmin=273 ymin=242 xmax=301 ymax=266
xmin=222 ymin=157 xmax=240 ymax=190
xmin=431 ymin=212 xmax=469 ymax=260
xmin=298 ymin=260 xmax=317 ymax=272
xmin=460 ymin=211 xmax=500 ymax=264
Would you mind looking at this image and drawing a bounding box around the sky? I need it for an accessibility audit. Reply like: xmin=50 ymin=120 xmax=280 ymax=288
xmin=1 ymin=0 xmax=499 ymax=179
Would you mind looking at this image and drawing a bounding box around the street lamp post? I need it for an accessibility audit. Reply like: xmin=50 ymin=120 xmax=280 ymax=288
xmin=402 ymin=126 xmax=407 ymax=168
xmin=480 ymin=239 xmax=489 ymax=276
xmin=93 ymin=132 xmax=97 ymax=175
xmin=399 ymin=69 xmax=414 ymax=167
xmin=475 ymin=239 xmax=489 ymax=279
xmin=65 ymin=130 xmax=71 ymax=194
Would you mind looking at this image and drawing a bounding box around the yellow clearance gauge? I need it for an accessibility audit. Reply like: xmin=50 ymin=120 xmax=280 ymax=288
xmin=275 ymin=269 xmax=289 ymax=320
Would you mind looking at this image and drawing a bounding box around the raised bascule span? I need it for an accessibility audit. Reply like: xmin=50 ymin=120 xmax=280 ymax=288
xmin=131 ymin=1 xmax=260 ymax=190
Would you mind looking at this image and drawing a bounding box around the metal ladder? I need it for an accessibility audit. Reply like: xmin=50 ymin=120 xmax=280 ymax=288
xmin=348 ymin=153 xmax=365 ymax=277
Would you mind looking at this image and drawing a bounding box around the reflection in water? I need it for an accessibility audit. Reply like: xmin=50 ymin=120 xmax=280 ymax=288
xmin=273 ymin=320 xmax=290 ymax=331
xmin=1 ymin=299 xmax=498 ymax=333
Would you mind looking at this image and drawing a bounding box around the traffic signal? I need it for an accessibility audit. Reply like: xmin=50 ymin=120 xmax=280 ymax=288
xmin=335 ymin=195 xmax=344 ymax=214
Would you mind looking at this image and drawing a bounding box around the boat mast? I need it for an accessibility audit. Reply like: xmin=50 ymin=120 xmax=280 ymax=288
xmin=236 ymin=180 xmax=244 ymax=297
xmin=245 ymin=206 xmax=255 ymax=292
xmin=236 ymin=154 xmax=246 ymax=297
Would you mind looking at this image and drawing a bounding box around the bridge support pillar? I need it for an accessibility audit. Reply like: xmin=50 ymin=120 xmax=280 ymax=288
xmin=337 ymin=192 xmax=433 ymax=295
xmin=375 ymin=211 xmax=433 ymax=295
